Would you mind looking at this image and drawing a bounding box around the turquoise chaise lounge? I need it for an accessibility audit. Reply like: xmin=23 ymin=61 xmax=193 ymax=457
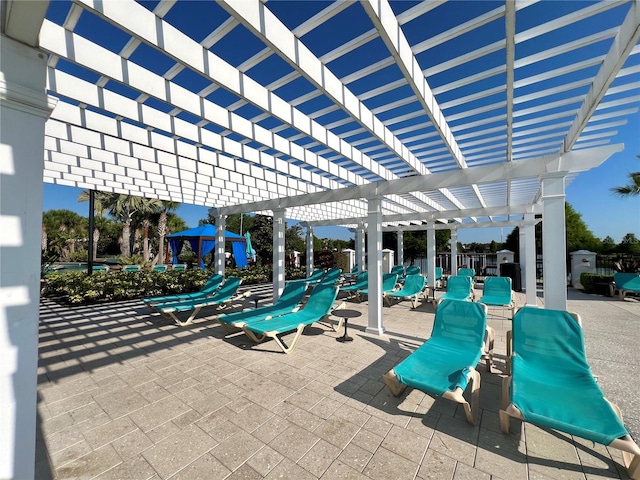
xmin=610 ymin=272 xmax=640 ymax=300
xmin=479 ymin=276 xmax=515 ymax=317
xmin=340 ymin=271 xmax=368 ymax=298
xmin=355 ymin=273 xmax=398 ymax=302
xmin=384 ymin=274 xmax=425 ymax=308
xmin=241 ymin=284 xmax=341 ymax=354
xmin=216 ymin=281 xmax=309 ymax=332
xmin=143 ymin=273 xmax=224 ymax=307
xmin=383 ymin=299 xmax=490 ymax=425
xmin=500 ymin=306 xmax=640 ymax=479
xmin=433 ymin=275 xmax=473 ymax=307
xmin=150 ymin=276 xmax=247 ymax=326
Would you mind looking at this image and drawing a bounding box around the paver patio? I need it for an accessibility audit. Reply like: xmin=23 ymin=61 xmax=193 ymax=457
xmin=35 ymin=284 xmax=640 ymax=479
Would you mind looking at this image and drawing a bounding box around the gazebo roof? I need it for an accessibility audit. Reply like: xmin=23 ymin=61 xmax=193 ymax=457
xmin=33 ymin=0 xmax=639 ymax=228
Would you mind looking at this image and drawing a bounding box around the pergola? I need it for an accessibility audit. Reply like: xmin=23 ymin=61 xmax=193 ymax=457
xmin=1 ymin=0 xmax=639 ymax=476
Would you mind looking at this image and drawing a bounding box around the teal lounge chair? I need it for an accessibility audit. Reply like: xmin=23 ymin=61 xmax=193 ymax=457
xmin=288 ymin=268 xmax=325 ymax=288
xmin=355 ymin=273 xmax=398 ymax=302
xmin=143 ymin=273 xmax=224 ymax=307
xmin=500 ymin=306 xmax=640 ymax=479
xmin=241 ymin=284 xmax=340 ymax=354
xmin=479 ymin=276 xmax=515 ymax=317
xmin=152 ymin=264 xmax=169 ymax=272
xmin=340 ymin=271 xmax=368 ymax=298
xmin=610 ymin=272 xmax=640 ymax=300
xmin=433 ymin=275 xmax=473 ymax=307
xmin=150 ymin=276 xmax=247 ymax=326
xmin=92 ymin=265 xmax=109 ymax=272
xmin=457 ymin=267 xmax=475 ymax=286
xmin=122 ymin=265 xmax=141 ymax=272
xmin=172 ymin=264 xmax=187 ymax=271
xmin=383 ymin=300 xmax=490 ymax=425
xmin=319 ymin=267 xmax=342 ymax=286
xmin=405 ymin=265 xmax=420 ymax=276
xmin=384 ymin=274 xmax=426 ymax=308
xmin=216 ymin=281 xmax=308 ymax=332
xmin=390 ymin=265 xmax=405 ymax=276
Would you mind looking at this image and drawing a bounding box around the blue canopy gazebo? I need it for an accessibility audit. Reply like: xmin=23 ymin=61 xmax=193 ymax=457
xmin=167 ymin=225 xmax=247 ymax=269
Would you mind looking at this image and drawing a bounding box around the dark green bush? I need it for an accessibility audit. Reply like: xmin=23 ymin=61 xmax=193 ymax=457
xmin=580 ymin=273 xmax=613 ymax=295
xmin=41 ymin=264 xmax=310 ymax=305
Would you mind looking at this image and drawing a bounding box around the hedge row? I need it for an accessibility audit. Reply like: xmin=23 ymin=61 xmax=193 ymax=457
xmin=42 ymin=265 xmax=308 ymax=305
xmin=580 ymin=273 xmax=614 ymax=296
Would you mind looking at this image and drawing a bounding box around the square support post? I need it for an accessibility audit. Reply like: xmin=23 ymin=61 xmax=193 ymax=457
xmin=541 ymin=174 xmax=568 ymax=310
xmin=396 ymin=230 xmax=404 ymax=266
xmin=306 ymin=225 xmax=314 ymax=276
xmin=427 ymin=225 xmax=436 ymax=293
xmin=366 ymin=198 xmax=384 ymax=335
xmin=273 ymin=209 xmax=286 ymax=302
xmin=523 ymin=213 xmax=538 ymax=306
xmin=450 ymin=229 xmax=458 ymax=275
xmin=356 ymin=223 xmax=366 ymax=272
xmin=215 ymin=214 xmax=226 ymax=275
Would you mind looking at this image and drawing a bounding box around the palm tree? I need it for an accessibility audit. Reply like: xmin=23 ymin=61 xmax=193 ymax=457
xmin=103 ymin=194 xmax=148 ymax=258
xmin=78 ymin=190 xmax=110 ymax=261
xmin=140 ymin=198 xmax=163 ymax=261
xmin=611 ymin=154 xmax=640 ymax=197
xmin=155 ymin=201 xmax=179 ymax=264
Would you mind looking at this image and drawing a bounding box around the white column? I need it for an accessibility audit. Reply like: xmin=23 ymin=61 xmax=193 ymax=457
xmin=541 ymin=174 xmax=568 ymax=310
xmin=366 ymin=198 xmax=384 ymax=335
xmin=396 ymin=230 xmax=404 ymax=266
xmin=215 ymin=214 xmax=226 ymax=275
xmin=523 ymin=213 xmax=538 ymax=306
xmin=519 ymin=224 xmax=527 ymax=288
xmin=273 ymin=209 xmax=286 ymax=301
xmin=0 ymin=36 xmax=55 ymax=480
xmin=426 ymin=225 xmax=436 ymax=296
xmin=450 ymin=229 xmax=458 ymax=275
xmin=356 ymin=222 xmax=366 ymax=272
xmin=306 ymin=225 xmax=314 ymax=276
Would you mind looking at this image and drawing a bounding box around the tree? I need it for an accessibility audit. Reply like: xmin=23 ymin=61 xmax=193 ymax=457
xmin=564 ymin=203 xmax=601 ymax=254
xmin=601 ymin=236 xmax=617 ymax=254
xmin=251 ymin=214 xmax=274 ymax=264
xmin=154 ymin=201 xmax=180 ymax=264
xmin=610 ymin=154 xmax=640 ymax=197
xmin=103 ymin=194 xmax=148 ymax=257
xmin=41 ymin=210 xmax=87 ymax=261
xmin=618 ymin=233 xmax=640 ymax=255
xmin=285 ymin=224 xmax=305 ymax=253
xmin=78 ymin=190 xmax=111 ymax=261
xmin=132 ymin=198 xmax=163 ymax=261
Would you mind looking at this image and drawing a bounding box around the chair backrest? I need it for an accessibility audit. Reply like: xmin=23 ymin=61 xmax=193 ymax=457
xmin=390 ymin=265 xmax=404 ymax=275
xmin=213 ymin=276 xmax=242 ymax=299
xmin=307 ymin=269 xmax=325 ymax=283
xmin=92 ymin=265 xmax=109 ymax=272
xmin=301 ymin=284 xmax=339 ymax=318
xmin=123 ymin=265 xmax=140 ymax=272
xmin=613 ymin=272 xmax=640 ymax=290
xmin=446 ymin=275 xmax=472 ymax=295
xmin=173 ymin=264 xmax=187 ymax=271
xmin=351 ymin=264 xmax=358 ymax=273
xmin=320 ymin=268 xmax=342 ymax=285
xmin=276 ymin=281 xmax=308 ymax=308
xmin=512 ymin=306 xmax=587 ymax=375
xmin=431 ymin=299 xmax=487 ymax=351
xmin=403 ymin=274 xmax=426 ymax=293
xmin=153 ymin=265 xmax=168 ymax=272
xmin=405 ymin=266 xmax=420 ymax=276
xmin=457 ymin=267 xmax=475 ymax=279
xmin=435 ymin=267 xmax=443 ymax=280
xmin=382 ymin=273 xmax=398 ymax=292
xmin=353 ymin=271 xmax=369 ymax=287
xmin=483 ymin=276 xmax=512 ymax=297
xmin=202 ymin=273 xmax=224 ymax=292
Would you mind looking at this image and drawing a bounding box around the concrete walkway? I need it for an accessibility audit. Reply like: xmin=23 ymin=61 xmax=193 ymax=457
xmin=35 ymin=284 xmax=639 ymax=479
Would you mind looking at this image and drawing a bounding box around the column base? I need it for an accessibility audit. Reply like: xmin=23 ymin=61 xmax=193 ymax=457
xmin=366 ymin=326 xmax=386 ymax=335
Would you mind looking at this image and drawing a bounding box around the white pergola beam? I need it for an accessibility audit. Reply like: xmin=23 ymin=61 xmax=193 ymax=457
xmin=219 ymin=145 xmax=621 ymax=215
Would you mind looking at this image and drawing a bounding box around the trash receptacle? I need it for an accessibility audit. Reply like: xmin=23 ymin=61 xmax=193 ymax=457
xmin=500 ymin=262 xmax=522 ymax=292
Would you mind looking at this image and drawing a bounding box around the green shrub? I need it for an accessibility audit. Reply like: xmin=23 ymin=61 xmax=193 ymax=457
xmin=580 ymin=273 xmax=613 ymax=295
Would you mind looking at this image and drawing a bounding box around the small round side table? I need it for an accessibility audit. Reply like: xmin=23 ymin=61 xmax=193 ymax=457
xmin=332 ymin=309 xmax=362 ymax=343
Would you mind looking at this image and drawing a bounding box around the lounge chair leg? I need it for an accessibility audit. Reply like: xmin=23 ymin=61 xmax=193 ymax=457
xmin=501 ymin=375 xmax=510 ymax=410
xmin=484 ymin=326 xmax=495 ymax=372
xmin=468 ymin=368 xmax=481 ymax=425
xmin=499 ymin=409 xmax=511 ymax=434
xmin=609 ymin=401 xmax=640 ymax=479
xmin=382 ymin=369 xmax=407 ymax=397
xmin=272 ymin=325 xmax=305 ymax=354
